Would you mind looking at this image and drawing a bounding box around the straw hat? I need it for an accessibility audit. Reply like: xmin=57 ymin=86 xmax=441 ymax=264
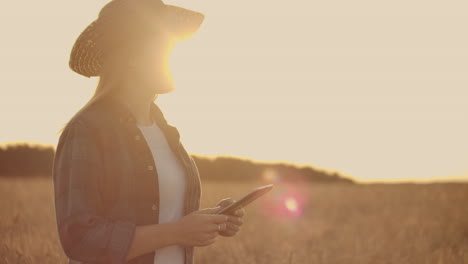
xmin=69 ymin=0 xmax=204 ymax=78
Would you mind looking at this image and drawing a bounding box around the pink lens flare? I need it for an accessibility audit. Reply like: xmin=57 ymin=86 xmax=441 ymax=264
xmin=284 ymin=196 xmax=301 ymax=215
xmin=257 ymin=167 xmax=313 ymax=221
xmin=279 ymin=192 xmax=303 ymax=217
xmin=258 ymin=183 xmax=309 ymax=220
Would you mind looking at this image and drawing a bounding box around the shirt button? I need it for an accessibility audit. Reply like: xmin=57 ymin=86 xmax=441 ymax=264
xmin=147 ymin=165 xmax=154 ymax=171
xmin=151 ymin=203 xmax=158 ymax=211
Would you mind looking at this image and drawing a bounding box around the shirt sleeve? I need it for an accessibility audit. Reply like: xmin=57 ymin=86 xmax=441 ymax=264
xmin=53 ymin=118 xmax=136 ymax=264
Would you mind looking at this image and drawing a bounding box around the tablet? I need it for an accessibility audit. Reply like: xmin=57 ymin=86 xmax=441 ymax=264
xmin=216 ymin=184 xmax=274 ymax=215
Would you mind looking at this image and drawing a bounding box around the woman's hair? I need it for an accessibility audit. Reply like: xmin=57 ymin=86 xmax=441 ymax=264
xmin=57 ymin=68 xmax=120 ymax=134
xmin=58 ymin=40 xmax=160 ymax=134
xmin=58 ymin=60 xmax=159 ymax=135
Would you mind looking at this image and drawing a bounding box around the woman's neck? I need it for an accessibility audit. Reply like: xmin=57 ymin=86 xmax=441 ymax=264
xmin=114 ymin=92 xmax=156 ymax=126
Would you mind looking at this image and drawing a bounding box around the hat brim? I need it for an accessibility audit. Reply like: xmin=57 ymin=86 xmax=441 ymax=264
xmin=164 ymin=5 xmax=205 ymax=42
xmin=69 ymin=3 xmax=204 ymax=78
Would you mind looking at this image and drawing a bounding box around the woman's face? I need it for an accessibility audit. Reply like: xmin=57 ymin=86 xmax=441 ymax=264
xmin=123 ymin=33 xmax=176 ymax=99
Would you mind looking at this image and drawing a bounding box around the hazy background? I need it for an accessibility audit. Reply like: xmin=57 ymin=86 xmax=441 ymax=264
xmin=0 ymin=0 xmax=466 ymax=181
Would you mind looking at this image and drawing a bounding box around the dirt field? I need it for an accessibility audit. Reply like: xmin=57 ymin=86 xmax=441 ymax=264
xmin=1 ymin=177 xmax=467 ymax=264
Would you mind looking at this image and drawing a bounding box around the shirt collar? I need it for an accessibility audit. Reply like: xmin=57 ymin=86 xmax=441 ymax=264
xmin=100 ymin=96 xmax=181 ymax=141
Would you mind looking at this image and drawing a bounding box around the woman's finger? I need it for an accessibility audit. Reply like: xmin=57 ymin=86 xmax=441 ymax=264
xmin=202 ymin=232 xmax=217 ymax=240
xmin=227 ymin=222 xmax=240 ymax=231
xmin=219 ymin=223 xmax=227 ymax=232
xmin=220 ymin=229 xmax=237 ymax=237
xmin=209 ymin=222 xmax=227 ymax=232
xmin=234 ymin=209 xmax=245 ymax=217
xmin=227 ymin=216 xmax=243 ymax=226
xmin=198 ymin=237 xmax=217 ymax=246
xmin=217 ymin=198 xmax=236 ymax=208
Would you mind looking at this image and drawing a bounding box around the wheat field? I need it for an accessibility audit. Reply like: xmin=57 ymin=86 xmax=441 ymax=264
xmin=1 ymin=177 xmax=468 ymax=264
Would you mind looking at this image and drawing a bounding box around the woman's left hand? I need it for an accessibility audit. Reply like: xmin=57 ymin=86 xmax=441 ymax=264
xmin=215 ymin=198 xmax=245 ymax=237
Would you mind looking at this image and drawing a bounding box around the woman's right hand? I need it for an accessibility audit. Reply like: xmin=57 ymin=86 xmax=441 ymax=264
xmin=175 ymin=206 xmax=229 ymax=247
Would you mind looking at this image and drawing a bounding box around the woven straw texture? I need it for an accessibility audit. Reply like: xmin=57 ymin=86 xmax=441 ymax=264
xmin=69 ymin=0 xmax=204 ymax=78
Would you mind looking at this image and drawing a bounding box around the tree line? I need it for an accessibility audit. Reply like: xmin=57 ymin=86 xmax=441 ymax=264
xmin=0 ymin=142 xmax=353 ymax=183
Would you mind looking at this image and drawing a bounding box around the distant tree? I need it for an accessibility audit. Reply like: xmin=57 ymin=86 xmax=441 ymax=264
xmin=0 ymin=142 xmax=354 ymax=184
xmin=191 ymin=154 xmax=354 ymax=184
xmin=0 ymin=142 xmax=55 ymax=177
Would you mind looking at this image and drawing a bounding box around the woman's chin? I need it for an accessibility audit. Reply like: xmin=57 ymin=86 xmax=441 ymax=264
xmin=155 ymin=83 xmax=175 ymax=94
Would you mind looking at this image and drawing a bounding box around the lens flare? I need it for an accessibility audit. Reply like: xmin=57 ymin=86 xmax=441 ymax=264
xmin=285 ymin=197 xmax=298 ymax=212
xmin=259 ymin=185 xmax=305 ymax=219
xmin=262 ymin=168 xmax=280 ymax=183
xmin=258 ymin=168 xmax=311 ymax=220
xmin=282 ymin=194 xmax=302 ymax=217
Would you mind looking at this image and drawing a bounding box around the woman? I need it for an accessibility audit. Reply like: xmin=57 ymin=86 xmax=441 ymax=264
xmin=52 ymin=0 xmax=245 ymax=263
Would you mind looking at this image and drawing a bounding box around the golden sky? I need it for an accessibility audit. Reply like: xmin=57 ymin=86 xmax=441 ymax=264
xmin=0 ymin=0 xmax=466 ymax=181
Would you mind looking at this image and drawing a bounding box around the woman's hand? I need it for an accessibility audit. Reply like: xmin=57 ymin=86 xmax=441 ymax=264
xmin=216 ymin=198 xmax=245 ymax=237
xmin=175 ymin=207 xmax=228 ymax=247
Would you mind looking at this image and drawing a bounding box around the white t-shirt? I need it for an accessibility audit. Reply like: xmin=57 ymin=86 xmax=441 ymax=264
xmin=137 ymin=121 xmax=187 ymax=264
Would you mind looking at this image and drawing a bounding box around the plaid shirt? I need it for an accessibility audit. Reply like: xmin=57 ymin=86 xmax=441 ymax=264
xmin=52 ymin=96 xmax=202 ymax=264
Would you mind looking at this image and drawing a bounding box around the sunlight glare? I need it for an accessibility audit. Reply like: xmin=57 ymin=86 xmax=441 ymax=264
xmin=285 ymin=197 xmax=298 ymax=212
xmin=262 ymin=168 xmax=280 ymax=183
xmin=282 ymin=194 xmax=302 ymax=217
